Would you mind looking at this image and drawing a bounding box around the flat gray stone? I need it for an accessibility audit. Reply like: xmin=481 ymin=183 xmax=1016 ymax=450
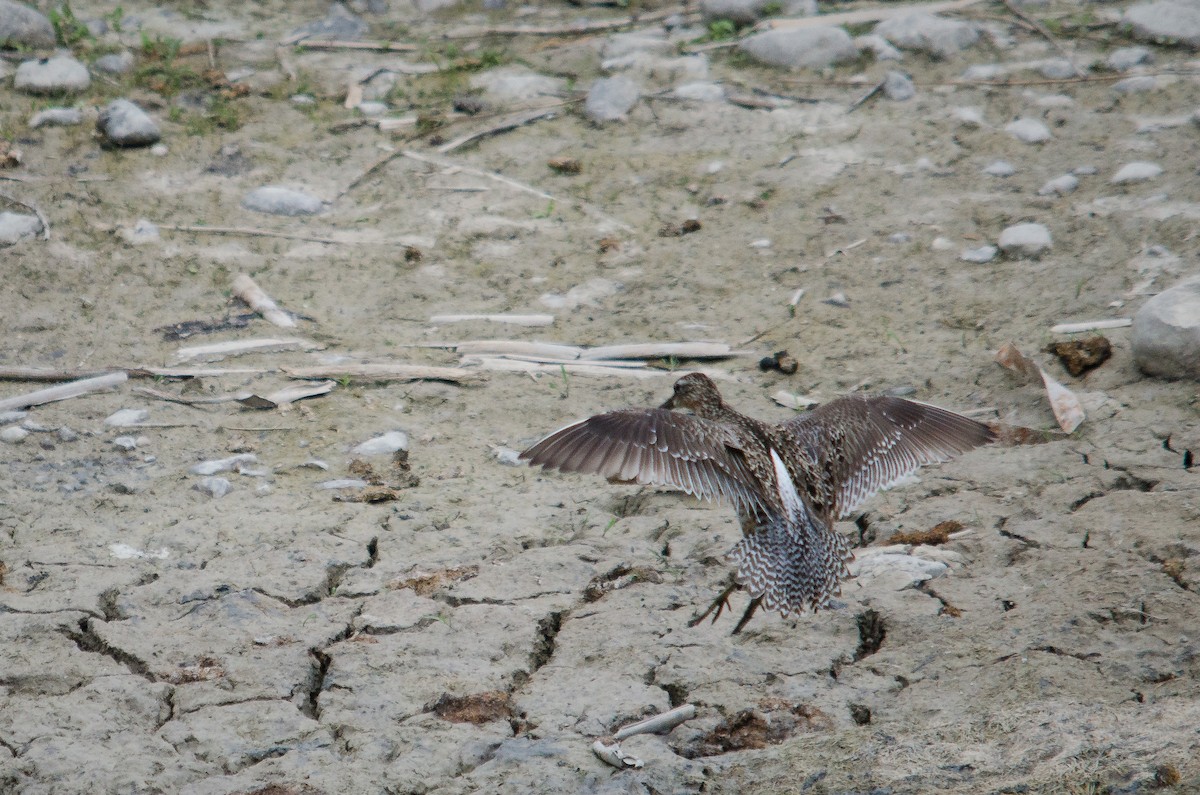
xmin=1005 ymin=118 xmax=1051 ymax=143
xmin=1112 ymin=161 xmax=1163 ymax=183
xmin=1107 ymin=46 xmax=1152 ymax=71
xmin=287 ymin=2 xmax=368 ymax=41
xmin=998 ymin=222 xmax=1052 ymax=257
xmin=1113 ymin=75 xmax=1157 ymax=93
xmin=874 ymin=13 xmax=979 ymax=59
xmin=15 ymin=55 xmax=91 ymax=95
xmin=700 ymin=0 xmax=815 ymax=25
xmin=584 ymin=76 xmax=641 ymax=122
xmin=352 ymin=431 xmax=408 ymax=456
xmin=1123 ymin=1 xmax=1200 ymax=48
xmin=1133 ymin=276 xmax=1200 ymax=377
xmin=97 ymin=100 xmax=160 ymax=147
xmin=470 ymin=68 xmax=564 ymax=104
xmin=961 ymin=245 xmax=998 ymax=263
xmin=29 ymin=107 xmax=82 ymax=128
xmin=883 ymin=70 xmax=915 ymax=101
xmin=739 ymin=26 xmax=857 ymax=70
xmin=983 ymin=160 xmax=1016 ymax=177
xmin=602 ymin=32 xmax=673 ymax=59
xmin=93 ymin=51 xmax=135 ymax=75
xmin=1037 ymin=58 xmax=1078 ymax=79
xmin=0 ymin=211 xmax=44 ymax=246
xmin=672 ymin=81 xmax=726 ymax=102
xmin=0 ymin=0 xmax=55 ymax=49
xmin=242 ymin=186 xmax=324 ymax=216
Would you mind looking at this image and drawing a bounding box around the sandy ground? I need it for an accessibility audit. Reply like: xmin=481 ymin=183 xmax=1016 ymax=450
xmin=2 ymin=1 xmax=1200 ymax=793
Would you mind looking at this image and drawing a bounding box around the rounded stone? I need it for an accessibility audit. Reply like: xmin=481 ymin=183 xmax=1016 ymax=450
xmin=0 ymin=0 xmax=56 ymax=49
xmin=1005 ymin=118 xmax=1051 ymax=144
xmin=873 ymin=13 xmax=979 ymax=59
xmin=97 ymin=99 xmax=161 ymax=147
xmin=1132 ymin=276 xmax=1200 ymax=378
xmin=0 ymin=212 xmax=44 ymax=246
xmin=14 ymin=55 xmax=91 ymax=95
xmin=1112 ymin=162 xmax=1163 ymax=183
xmin=739 ymin=26 xmax=857 ymax=70
xmin=242 ymin=186 xmax=324 ymax=216
xmin=584 ymin=76 xmax=641 ymax=122
xmin=998 ymin=223 xmax=1052 ymax=258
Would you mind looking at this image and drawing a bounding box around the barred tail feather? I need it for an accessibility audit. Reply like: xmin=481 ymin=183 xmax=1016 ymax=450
xmin=729 ymin=520 xmax=853 ymax=617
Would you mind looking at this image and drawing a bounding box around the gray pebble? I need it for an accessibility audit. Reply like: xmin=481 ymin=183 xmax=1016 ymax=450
xmin=319 ymin=479 xmax=370 ymax=490
xmin=57 ymin=426 xmax=78 ymax=442
xmin=856 ymin=34 xmax=903 ymax=62
xmin=883 ymin=70 xmax=915 ymax=101
xmin=0 ymin=0 xmax=56 ymax=49
xmin=1123 ymin=1 xmax=1200 ymax=48
xmin=93 ymin=51 xmax=135 ymax=75
xmin=1132 ymin=275 xmax=1200 ymax=377
xmin=952 ymin=106 xmax=985 ymax=127
xmin=1037 ymin=58 xmax=1078 ymax=79
xmin=195 ymin=477 xmax=232 ymax=498
xmin=291 ymin=94 xmax=316 ymax=105
xmin=0 ymin=426 xmax=29 ymax=444
xmin=15 ymin=55 xmax=91 ymax=95
xmin=888 ymin=232 xmax=913 ymax=243
xmin=1107 ymin=46 xmax=1152 ymax=71
xmin=29 ymin=107 xmax=83 ymax=128
xmin=672 ymin=82 xmax=726 ymax=102
xmin=352 ymin=431 xmax=409 ymax=456
xmin=1113 ymin=75 xmax=1157 ymax=94
xmin=357 ymin=101 xmax=388 ymax=116
xmin=0 ymin=212 xmax=44 ymax=246
xmin=1073 ymin=165 xmax=1098 ymax=176
xmin=1005 ymin=118 xmax=1051 ymax=144
xmin=701 ymin=0 xmax=814 ymax=25
xmin=288 ymin=3 xmax=368 ymax=41
xmin=494 ymin=447 xmax=522 ymax=466
xmin=120 ymin=219 xmax=160 ymax=245
xmin=242 ymin=186 xmax=324 ymax=216
xmin=113 ymin=436 xmax=138 ymax=451
xmin=873 ymin=13 xmax=979 ymax=59
xmin=584 ymin=76 xmax=641 ymax=122
xmin=1112 ymin=162 xmax=1163 ymax=183
xmin=190 ymin=454 xmax=258 ymax=476
xmin=961 ymin=245 xmax=998 ymax=263
xmin=961 ymin=63 xmax=1006 ymax=80
xmin=739 ymin=26 xmax=857 ymax=70
xmin=983 ymin=160 xmax=1015 ymax=177
xmin=602 ymin=32 xmax=673 ymax=59
xmin=0 ymin=411 xmax=27 ymax=425
xmin=1037 ymin=174 xmax=1079 ymax=196
xmin=470 ymin=67 xmax=564 ymax=104
xmin=97 ymin=99 xmax=161 ymax=147
xmin=104 ymin=408 xmax=149 ymax=427
xmin=998 ymin=222 xmax=1052 ymax=257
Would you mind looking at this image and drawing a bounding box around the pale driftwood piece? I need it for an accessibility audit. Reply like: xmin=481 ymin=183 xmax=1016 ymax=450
xmin=436 ymin=106 xmax=562 ymax=155
xmin=248 ymin=380 xmax=337 ymax=409
xmin=284 ymin=363 xmax=483 ymax=384
xmin=133 ymin=386 xmax=243 ymax=405
xmin=232 ymin=273 xmax=297 ymax=329
xmin=453 ymin=341 xmax=582 ymax=358
xmin=492 ymin=354 xmax=649 ymax=369
xmin=377 ymin=114 xmax=419 ymax=132
xmin=137 ymin=366 xmax=271 ymax=379
xmin=430 ymin=314 xmax=556 ymax=327
xmin=464 ymin=356 xmax=660 ymax=378
xmin=1050 ymin=319 xmax=1131 ymax=334
xmin=613 ymin=705 xmax=697 ymax=741
xmin=0 ymin=367 xmax=116 ymax=382
xmin=0 ymin=190 xmax=50 ymax=240
xmin=159 ymin=224 xmax=344 ymax=245
xmin=579 ymin=342 xmax=750 ymax=361
xmin=592 ymin=739 xmax=644 ymax=770
xmin=995 ymin=342 xmax=1085 ymax=433
xmin=401 ymin=150 xmax=634 ymax=234
xmin=443 ymin=5 xmax=684 ymax=38
xmin=772 ymin=390 xmax=818 ymax=410
xmin=290 ymin=38 xmax=420 ymax=52
xmin=174 ymin=338 xmax=321 ymax=362
xmin=0 ymin=372 xmax=127 ymax=412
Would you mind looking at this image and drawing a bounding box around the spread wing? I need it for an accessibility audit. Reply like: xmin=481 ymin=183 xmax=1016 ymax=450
xmin=782 ymin=395 xmax=995 ymax=519
xmin=521 ymin=408 xmax=770 ymax=517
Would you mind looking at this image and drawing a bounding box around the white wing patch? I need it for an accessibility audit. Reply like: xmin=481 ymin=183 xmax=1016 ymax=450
xmin=770 ymin=448 xmax=805 ymax=522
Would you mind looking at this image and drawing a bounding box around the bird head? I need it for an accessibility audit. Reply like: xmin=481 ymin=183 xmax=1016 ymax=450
xmin=661 ymin=372 xmax=725 ymax=416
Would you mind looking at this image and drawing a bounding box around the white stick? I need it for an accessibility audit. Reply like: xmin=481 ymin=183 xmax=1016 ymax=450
xmin=453 ymin=341 xmax=582 ymax=359
xmin=173 ymin=338 xmax=320 ymax=362
xmin=284 ymin=363 xmax=482 ymax=384
xmin=1049 ymin=319 xmax=1131 ymax=334
xmin=591 ymin=739 xmax=643 ymax=770
xmin=232 ymin=273 xmax=297 ymax=328
xmin=580 ymin=342 xmax=749 ymax=361
xmin=430 ymin=314 xmax=555 ymax=327
xmin=613 ymin=704 xmax=697 ymax=741
xmin=0 ymin=371 xmax=127 ymax=412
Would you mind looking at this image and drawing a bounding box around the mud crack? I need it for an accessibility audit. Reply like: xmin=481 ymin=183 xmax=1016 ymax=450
xmin=58 ymin=617 xmax=154 ymax=681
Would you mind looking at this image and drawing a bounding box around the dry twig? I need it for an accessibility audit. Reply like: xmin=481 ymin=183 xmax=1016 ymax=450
xmin=0 ymin=190 xmax=50 ymax=240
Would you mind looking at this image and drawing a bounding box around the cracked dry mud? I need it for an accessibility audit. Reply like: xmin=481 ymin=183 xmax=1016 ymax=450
xmin=3 ymin=0 xmax=1200 ymax=793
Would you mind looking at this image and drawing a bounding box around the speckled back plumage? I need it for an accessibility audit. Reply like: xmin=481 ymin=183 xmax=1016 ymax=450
xmin=521 ymin=373 xmax=994 ymax=625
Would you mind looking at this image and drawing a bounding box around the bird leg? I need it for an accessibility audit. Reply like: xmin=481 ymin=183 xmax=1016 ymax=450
xmin=731 ymin=596 xmax=763 ymax=635
xmin=687 ymin=575 xmax=740 ymax=628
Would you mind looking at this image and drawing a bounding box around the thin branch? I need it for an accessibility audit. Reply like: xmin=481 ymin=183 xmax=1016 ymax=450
xmin=288 ymin=38 xmax=420 ymax=52
xmin=442 ymin=6 xmax=686 ymax=39
xmin=159 ymin=224 xmax=345 ymax=245
xmin=999 ymin=0 xmax=1083 ymax=77
xmin=437 ymin=105 xmax=564 ymax=154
